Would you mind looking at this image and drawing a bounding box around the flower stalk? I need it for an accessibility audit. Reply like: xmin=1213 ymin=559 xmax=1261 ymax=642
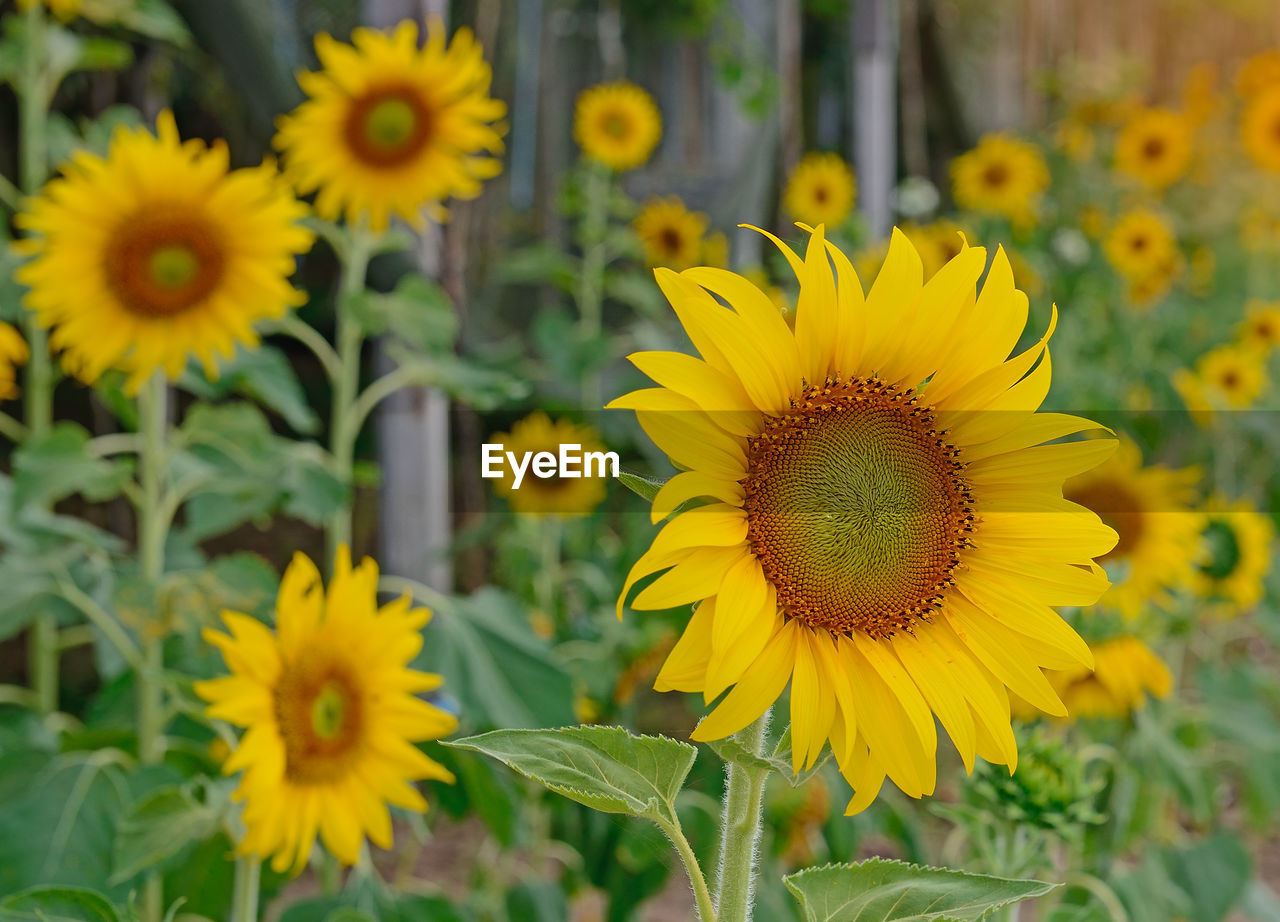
xmin=136 ymin=371 xmax=170 ymax=922
xmin=18 ymin=2 xmax=59 ymax=717
xmin=326 ymin=226 xmax=375 ymax=567
xmin=712 ymin=710 xmax=772 ymax=922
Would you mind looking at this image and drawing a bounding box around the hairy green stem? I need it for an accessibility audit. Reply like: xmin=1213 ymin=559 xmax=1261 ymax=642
xmin=712 ymin=711 xmax=771 ymax=922
xmin=230 ymin=857 xmax=261 ymax=922
xmin=576 ymin=161 xmax=610 ymax=408
xmin=137 ymin=372 xmax=169 ymax=922
xmin=658 ymin=816 xmax=717 ymax=922
xmin=19 ymin=2 xmax=60 ymax=718
xmin=326 ymin=230 xmax=373 ymax=568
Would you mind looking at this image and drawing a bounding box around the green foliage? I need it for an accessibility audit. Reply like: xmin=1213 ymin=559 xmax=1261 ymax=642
xmin=180 ymin=345 xmax=320 ymax=435
xmin=416 ymin=588 xmax=574 ymax=729
xmin=109 ymin=781 xmax=226 ymax=884
xmin=344 ymin=275 xmax=457 ymax=354
xmin=450 ymin=725 xmax=697 ymax=826
xmin=0 ymin=886 xmax=121 ymax=922
xmin=783 ymin=859 xmax=1058 ymax=922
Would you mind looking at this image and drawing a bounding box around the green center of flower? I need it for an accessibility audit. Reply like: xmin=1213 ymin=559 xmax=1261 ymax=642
xmin=365 ymin=98 xmax=418 ymax=150
xmin=743 ymin=378 xmax=973 ymax=639
xmin=345 ymin=86 xmax=433 ymax=168
xmin=604 ymin=112 xmax=628 ymax=138
xmin=310 ymin=682 xmax=347 ymax=740
xmin=1201 ymin=518 xmax=1241 ymax=581
xmin=147 ymin=244 xmax=199 ymax=290
xmin=274 ymin=662 xmax=364 ymax=783
xmin=104 ymin=209 xmax=226 ymax=318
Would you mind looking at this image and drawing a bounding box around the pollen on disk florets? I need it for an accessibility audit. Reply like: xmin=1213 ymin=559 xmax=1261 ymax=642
xmin=742 ymin=376 xmax=975 ymax=640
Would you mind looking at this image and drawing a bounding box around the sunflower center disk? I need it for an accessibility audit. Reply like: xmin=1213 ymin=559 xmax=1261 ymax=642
xmin=104 ymin=210 xmax=226 ymax=318
xmin=744 ymin=379 xmax=974 ymax=639
xmin=1200 ymin=518 xmax=1241 ymax=581
xmin=274 ymin=662 xmax=364 ymax=783
xmin=347 ymin=88 xmax=432 ymax=167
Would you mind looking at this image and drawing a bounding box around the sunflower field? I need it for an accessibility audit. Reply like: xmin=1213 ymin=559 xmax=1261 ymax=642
xmin=2 ymin=0 xmax=1280 ymax=920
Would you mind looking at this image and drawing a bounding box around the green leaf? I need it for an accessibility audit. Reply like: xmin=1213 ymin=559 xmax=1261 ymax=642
xmin=1157 ymin=833 xmax=1251 ymax=922
xmin=416 ymin=588 xmax=574 ymax=729
xmin=13 ymin=423 xmax=133 ymax=510
xmin=0 ymin=886 xmax=120 ymax=922
xmin=496 ymin=243 xmax=578 ymax=291
xmin=344 ymin=275 xmax=457 ymax=353
xmin=110 ymin=784 xmax=222 ymax=884
xmin=180 ymin=344 xmax=320 ymax=435
xmin=449 ymin=726 xmax=697 ymax=826
xmin=617 ymin=471 xmax=664 ymax=504
xmin=112 ymin=0 xmax=194 ymax=46
xmin=0 ymin=752 xmax=132 ymax=896
xmin=783 ymin=858 xmax=1058 ymax=922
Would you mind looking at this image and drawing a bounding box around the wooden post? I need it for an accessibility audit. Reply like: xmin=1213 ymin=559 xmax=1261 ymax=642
xmin=365 ymin=0 xmax=453 ymax=592
xmin=852 ymin=0 xmax=897 ymax=238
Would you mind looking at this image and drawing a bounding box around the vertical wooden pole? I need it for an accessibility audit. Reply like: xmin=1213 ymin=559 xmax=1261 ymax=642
xmin=852 ymin=0 xmax=897 ymax=238
xmin=366 ymin=0 xmax=453 ymax=592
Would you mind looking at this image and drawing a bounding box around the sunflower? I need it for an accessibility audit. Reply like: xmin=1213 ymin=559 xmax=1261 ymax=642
xmin=1017 ymin=636 xmax=1173 ymax=721
xmin=1198 ymin=345 xmax=1268 ymax=407
xmin=16 ymin=111 xmax=312 ymax=393
xmin=574 ymin=82 xmax=662 ymax=172
xmin=1062 ymin=439 xmax=1203 ymax=618
xmin=634 ymin=197 xmax=708 ymax=271
xmin=1114 ymin=107 xmax=1193 ymax=190
xmin=489 ymin=412 xmax=609 ymax=516
xmin=1195 ymin=499 xmax=1274 ymax=615
xmin=1235 ymin=50 xmax=1280 ymax=99
xmin=0 ymin=323 xmax=29 ymax=401
xmin=1242 ymin=85 xmax=1280 ymax=173
xmin=275 ymin=21 xmax=505 ymax=232
xmin=783 ymin=153 xmax=857 ymax=230
xmin=196 ymin=547 xmax=456 ymax=873
xmin=1238 ymin=299 xmax=1280 ymax=351
xmin=610 ymin=226 xmax=1118 ymax=813
xmin=1103 ymin=209 xmax=1178 ymax=281
xmin=950 ymin=133 xmax=1049 ymax=226
xmin=702 ymin=231 xmax=730 ymax=270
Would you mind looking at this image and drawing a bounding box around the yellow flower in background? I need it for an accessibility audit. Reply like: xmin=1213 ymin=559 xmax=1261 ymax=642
xmin=1078 ymin=205 xmax=1107 ymax=240
xmin=702 ymin=231 xmax=730 ymax=270
xmin=1235 ymin=49 xmax=1280 ymax=99
xmin=1114 ymin=107 xmax=1193 ymax=190
xmin=490 ymin=413 xmax=609 ymax=516
xmin=1181 ymin=61 xmax=1221 ymax=126
xmin=1063 ymin=438 xmax=1203 ymax=618
xmin=0 ymin=323 xmax=29 ymax=401
xmin=902 ymin=220 xmax=970 ymax=279
xmin=634 ymin=197 xmax=708 ymax=270
xmin=1195 ymin=500 xmax=1275 ymax=616
xmin=196 ymin=547 xmax=456 ymax=873
xmin=783 ymin=153 xmax=857 ymax=229
xmin=276 ymin=21 xmax=506 ymax=232
xmin=1103 ymin=209 xmax=1178 ymax=281
xmin=574 ymin=82 xmax=662 ymax=172
xmin=1019 ymin=636 xmax=1172 ymax=721
xmin=950 ymin=133 xmax=1049 ymax=225
xmin=1238 ymin=299 xmax=1280 ymax=351
xmin=1054 ymin=120 xmax=1095 ymax=162
xmin=1241 ymin=85 xmax=1280 ymax=173
xmin=1187 ymin=244 xmax=1216 ymax=297
xmin=611 ymin=227 xmax=1117 ymax=814
xmin=1197 ymin=344 xmax=1268 ymax=408
xmin=16 ymin=0 xmax=81 ymax=20
xmin=1240 ymin=205 xmax=1280 ymax=252
xmin=16 ymin=111 xmax=312 ymax=392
